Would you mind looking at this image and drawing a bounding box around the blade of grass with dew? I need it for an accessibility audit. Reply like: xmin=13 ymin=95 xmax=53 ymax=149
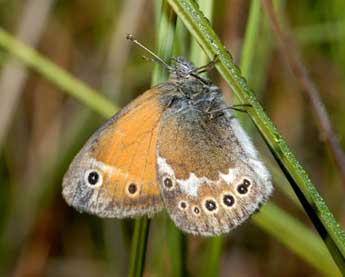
xmin=166 ymin=0 xmax=345 ymax=272
xmin=239 ymin=3 xmax=339 ymax=274
xmin=262 ymin=0 xmax=345 ymax=196
xmin=128 ymin=1 xmax=177 ymax=276
xmin=189 ymin=1 xmax=339 ymax=274
xmin=161 ymin=1 xmax=339 ymax=274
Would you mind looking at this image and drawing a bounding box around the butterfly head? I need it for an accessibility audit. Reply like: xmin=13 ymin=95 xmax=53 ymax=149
xmin=169 ymin=56 xmax=195 ymax=79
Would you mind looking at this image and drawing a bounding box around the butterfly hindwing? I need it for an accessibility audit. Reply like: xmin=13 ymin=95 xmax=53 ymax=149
xmin=157 ymin=107 xmax=272 ymax=236
xmin=63 ymin=88 xmax=165 ymax=218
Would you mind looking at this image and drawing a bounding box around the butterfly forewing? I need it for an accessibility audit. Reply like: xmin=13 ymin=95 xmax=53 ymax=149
xmin=63 ymin=88 xmax=165 ymax=218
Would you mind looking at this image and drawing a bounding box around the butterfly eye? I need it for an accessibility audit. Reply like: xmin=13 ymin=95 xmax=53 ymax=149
xmin=126 ymin=182 xmax=139 ymax=197
xmin=243 ymin=178 xmax=251 ymax=186
xmin=203 ymin=198 xmax=218 ymax=213
xmin=163 ymin=177 xmax=174 ymax=190
xmin=193 ymin=206 xmax=201 ymax=215
xmin=128 ymin=183 xmax=137 ymax=193
xmin=223 ymin=194 xmax=235 ymax=207
xmin=237 ymin=185 xmax=248 ymax=194
xmin=178 ymin=200 xmax=188 ymax=210
xmin=84 ymin=170 xmax=103 ymax=188
xmin=236 ymin=178 xmax=251 ymax=195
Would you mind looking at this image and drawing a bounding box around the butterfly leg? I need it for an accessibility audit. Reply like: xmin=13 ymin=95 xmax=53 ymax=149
xmin=189 ymin=55 xmax=219 ymax=75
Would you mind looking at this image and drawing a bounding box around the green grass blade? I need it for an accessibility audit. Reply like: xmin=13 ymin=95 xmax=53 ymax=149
xmin=254 ymin=204 xmax=341 ymax=276
xmin=152 ymin=0 xmax=177 ymax=85
xmin=0 ymin=28 xmax=117 ymax=118
xmin=240 ymin=0 xmax=262 ymax=80
xmin=129 ymin=218 xmax=151 ymax=277
xmin=200 ymin=236 xmax=223 ymax=277
xmin=166 ymin=220 xmax=187 ymax=277
xmin=129 ymin=1 xmax=177 ymax=276
xmin=236 ymin=0 xmax=264 ymax=131
xmin=166 ymin=0 xmax=345 ymax=272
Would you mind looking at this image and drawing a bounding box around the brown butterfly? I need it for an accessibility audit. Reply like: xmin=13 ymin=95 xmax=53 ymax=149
xmin=62 ymin=35 xmax=272 ymax=236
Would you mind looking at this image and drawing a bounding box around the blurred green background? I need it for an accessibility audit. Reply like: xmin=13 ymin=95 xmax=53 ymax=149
xmin=0 ymin=0 xmax=345 ymax=276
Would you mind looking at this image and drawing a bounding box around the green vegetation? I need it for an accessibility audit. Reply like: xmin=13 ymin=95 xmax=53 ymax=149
xmin=0 ymin=0 xmax=344 ymax=276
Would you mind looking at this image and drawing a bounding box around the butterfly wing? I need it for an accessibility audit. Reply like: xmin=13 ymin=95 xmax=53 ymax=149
xmin=157 ymin=108 xmax=272 ymax=236
xmin=63 ymin=88 xmax=165 ymax=218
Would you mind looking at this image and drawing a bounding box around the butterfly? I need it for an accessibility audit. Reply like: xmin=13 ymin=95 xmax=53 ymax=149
xmin=62 ymin=35 xmax=272 ymax=236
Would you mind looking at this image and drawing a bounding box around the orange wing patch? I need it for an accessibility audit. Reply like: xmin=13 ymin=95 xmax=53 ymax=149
xmin=92 ymin=88 xmax=164 ymax=217
xmin=63 ymin=88 xmax=165 ymax=218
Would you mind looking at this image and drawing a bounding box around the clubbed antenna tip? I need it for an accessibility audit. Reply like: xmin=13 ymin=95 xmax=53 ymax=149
xmin=126 ymin=34 xmax=170 ymax=69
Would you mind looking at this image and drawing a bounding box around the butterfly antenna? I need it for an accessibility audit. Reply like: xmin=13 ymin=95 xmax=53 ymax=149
xmin=126 ymin=34 xmax=170 ymax=69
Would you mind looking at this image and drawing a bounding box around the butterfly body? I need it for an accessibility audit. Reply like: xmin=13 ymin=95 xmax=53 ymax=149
xmin=63 ymin=56 xmax=272 ymax=236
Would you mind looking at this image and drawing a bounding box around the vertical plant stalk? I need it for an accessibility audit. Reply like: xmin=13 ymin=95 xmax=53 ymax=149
xmin=261 ymin=0 xmax=345 ymax=187
xmin=128 ymin=1 xmax=177 ymax=277
xmin=129 ymin=218 xmax=151 ymax=277
xmin=166 ymin=0 xmax=345 ymax=272
xmin=201 ymin=236 xmax=223 ymax=277
xmin=187 ymin=2 xmax=225 ymax=276
xmin=240 ymin=0 xmax=262 ymax=79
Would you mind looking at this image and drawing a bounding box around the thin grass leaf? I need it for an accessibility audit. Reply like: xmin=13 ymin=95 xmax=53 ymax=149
xmin=129 ymin=217 xmax=151 ymax=277
xmin=128 ymin=1 xmax=177 ymax=276
xmin=254 ymin=203 xmax=341 ymax=276
xmin=200 ymin=236 xmax=223 ymax=277
xmin=0 ymin=28 xmax=117 ymax=118
xmin=166 ymin=0 xmax=345 ymax=272
xmin=236 ymin=0 xmax=264 ymax=133
xmin=240 ymin=0 xmax=262 ymax=80
xmin=152 ymin=0 xmax=177 ymax=85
